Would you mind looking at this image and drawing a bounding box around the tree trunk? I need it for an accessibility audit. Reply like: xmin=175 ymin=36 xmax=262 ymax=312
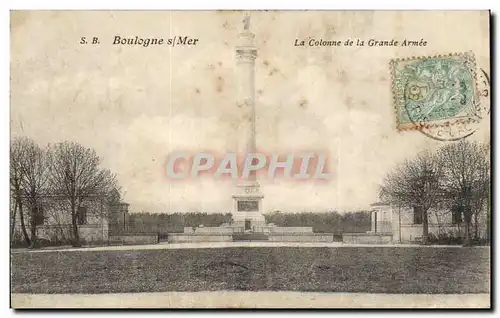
xmin=422 ymin=208 xmax=429 ymax=244
xmin=71 ymin=201 xmax=81 ymax=247
xmin=464 ymin=221 xmax=472 ymax=245
xmin=474 ymin=212 xmax=479 ymax=239
xmin=486 ymin=195 xmax=491 ymax=243
xmin=11 ymin=199 xmax=17 ymax=241
xmin=17 ymin=197 xmax=31 ymax=245
xmin=464 ymin=206 xmax=472 ymax=246
xmin=28 ymin=204 xmax=38 ymax=249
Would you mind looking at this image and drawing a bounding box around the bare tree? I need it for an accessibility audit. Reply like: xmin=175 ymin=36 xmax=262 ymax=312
xmin=380 ymin=150 xmax=443 ymax=244
xmin=437 ymin=140 xmax=490 ymax=245
xmin=48 ymin=141 xmax=117 ymax=247
xmin=18 ymin=139 xmax=50 ymax=248
xmin=472 ymin=149 xmax=490 ymax=240
xmin=10 ymin=137 xmax=32 ymax=245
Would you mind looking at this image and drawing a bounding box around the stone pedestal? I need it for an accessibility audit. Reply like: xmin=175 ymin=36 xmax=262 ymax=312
xmin=231 ymin=181 xmax=265 ymax=231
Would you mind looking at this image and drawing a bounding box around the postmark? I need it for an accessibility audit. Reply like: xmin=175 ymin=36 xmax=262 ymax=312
xmin=391 ymin=52 xmax=490 ymax=141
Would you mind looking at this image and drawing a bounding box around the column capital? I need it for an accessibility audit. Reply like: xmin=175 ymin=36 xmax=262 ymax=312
xmin=236 ymin=48 xmax=257 ymax=62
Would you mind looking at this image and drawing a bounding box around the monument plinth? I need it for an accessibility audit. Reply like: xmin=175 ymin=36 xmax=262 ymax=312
xmin=232 ymin=15 xmax=265 ymax=231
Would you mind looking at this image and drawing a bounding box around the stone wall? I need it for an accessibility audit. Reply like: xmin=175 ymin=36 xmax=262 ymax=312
xmin=269 ymin=233 xmax=334 ymax=242
xmin=342 ymin=233 xmax=393 ymax=244
xmin=253 ymin=226 xmax=274 ymax=233
xmin=109 ymin=233 xmax=158 ymax=245
xmin=184 ymin=226 xmax=246 ymax=234
xmin=168 ymin=233 xmax=233 ymax=243
xmin=399 ymin=224 xmax=466 ymax=243
xmin=271 ymin=227 xmax=313 ymax=233
xmin=191 ymin=227 xmax=234 ymax=234
xmin=79 ymin=224 xmax=109 ymax=243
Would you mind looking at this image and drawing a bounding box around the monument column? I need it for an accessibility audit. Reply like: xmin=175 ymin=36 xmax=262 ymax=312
xmin=232 ymin=14 xmax=265 ymax=231
xmin=236 ymin=15 xmax=258 ymax=171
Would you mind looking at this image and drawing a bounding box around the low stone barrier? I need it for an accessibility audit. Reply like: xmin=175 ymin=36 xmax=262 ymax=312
xmin=168 ymin=233 xmax=233 ymax=243
xmin=269 ymin=232 xmax=334 ymax=242
xmin=192 ymin=227 xmax=234 ymax=234
xmin=271 ymin=227 xmax=313 ymax=233
xmin=252 ymin=226 xmax=274 ymax=233
xmin=342 ymin=233 xmax=393 ymax=244
xmin=109 ymin=233 xmax=159 ymax=245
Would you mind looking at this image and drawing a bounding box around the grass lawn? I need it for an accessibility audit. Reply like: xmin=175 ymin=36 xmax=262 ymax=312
xmin=11 ymin=247 xmax=490 ymax=294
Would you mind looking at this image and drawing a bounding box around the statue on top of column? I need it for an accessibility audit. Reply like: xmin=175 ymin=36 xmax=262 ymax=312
xmin=242 ymin=14 xmax=250 ymax=31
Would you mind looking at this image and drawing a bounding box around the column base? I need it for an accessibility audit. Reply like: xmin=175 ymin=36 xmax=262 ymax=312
xmin=232 ymin=183 xmax=265 ymax=231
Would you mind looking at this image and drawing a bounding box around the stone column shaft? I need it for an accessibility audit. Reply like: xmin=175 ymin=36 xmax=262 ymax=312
xmin=236 ymin=32 xmax=258 ymax=182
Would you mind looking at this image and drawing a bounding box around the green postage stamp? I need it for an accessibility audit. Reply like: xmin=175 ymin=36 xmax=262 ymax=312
xmin=391 ymin=52 xmax=480 ymax=132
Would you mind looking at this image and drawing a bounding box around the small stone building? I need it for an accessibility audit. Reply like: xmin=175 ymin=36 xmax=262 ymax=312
xmin=12 ymin=195 xmax=129 ymax=245
xmin=357 ymin=202 xmax=489 ymax=243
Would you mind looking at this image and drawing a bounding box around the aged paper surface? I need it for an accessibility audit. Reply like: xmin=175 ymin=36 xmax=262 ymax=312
xmin=10 ymin=11 xmax=490 ymax=309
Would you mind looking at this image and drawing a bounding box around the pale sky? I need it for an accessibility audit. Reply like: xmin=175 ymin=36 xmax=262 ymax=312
xmin=10 ymin=11 xmax=490 ymax=213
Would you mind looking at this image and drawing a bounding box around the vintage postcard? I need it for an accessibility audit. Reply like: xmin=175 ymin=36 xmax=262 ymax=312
xmin=10 ymin=10 xmax=491 ymax=309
